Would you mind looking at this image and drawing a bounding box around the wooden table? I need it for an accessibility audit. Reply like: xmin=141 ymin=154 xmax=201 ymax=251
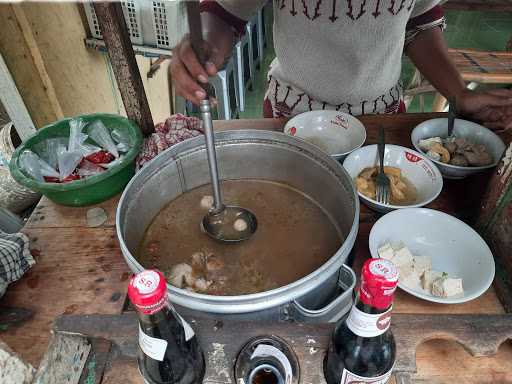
xmin=1 ymin=113 xmax=512 ymax=383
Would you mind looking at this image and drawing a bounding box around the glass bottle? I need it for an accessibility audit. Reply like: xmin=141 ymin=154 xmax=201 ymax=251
xmin=324 ymin=258 xmax=399 ymax=384
xmin=128 ymin=270 xmax=205 ymax=384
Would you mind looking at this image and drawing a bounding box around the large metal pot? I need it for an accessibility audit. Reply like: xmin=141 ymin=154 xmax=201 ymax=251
xmin=117 ymin=130 xmax=359 ymax=322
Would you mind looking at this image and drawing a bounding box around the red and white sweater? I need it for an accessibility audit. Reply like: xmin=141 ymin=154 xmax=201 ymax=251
xmin=201 ymin=0 xmax=445 ymax=117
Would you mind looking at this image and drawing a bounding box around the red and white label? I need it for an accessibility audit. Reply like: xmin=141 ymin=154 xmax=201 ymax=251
xmin=340 ymin=366 xmax=393 ymax=384
xmin=346 ymin=306 xmax=393 ymax=338
xmin=405 ymin=152 xmax=422 ymax=163
xmin=330 ymin=115 xmax=350 ymax=129
xmin=288 ymin=126 xmax=297 ymax=135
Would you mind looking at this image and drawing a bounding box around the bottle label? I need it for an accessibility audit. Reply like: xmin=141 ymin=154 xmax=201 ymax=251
xmin=346 ymin=306 xmax=392 ymax=338
xmin=139 ymin=324 xmax=168 ymax=361
xmin=340 ymin=367 xmax=393 ymax=384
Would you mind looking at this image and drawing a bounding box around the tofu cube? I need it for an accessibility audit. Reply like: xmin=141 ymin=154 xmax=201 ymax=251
xmin=378 ymin=243 xmax=395 ymax=261
xmin=443 ymin=278 xmax=464 ymax=297
xmin=432 ymin=277 xmax=464 ymax=297
xmin=398 ymin=262 xmax=414 ymax=280
xmin=393 ymin=246 xmax=414 ymax=267
xmin=413 ymin=256 xmax=432 ymax=276
xmin=421 ymin=270 xmax=443 ymax=291
xmin=401 ymin=270 xmax=422 ymax=291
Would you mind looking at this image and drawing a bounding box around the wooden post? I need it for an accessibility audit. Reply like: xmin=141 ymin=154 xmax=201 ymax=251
xmin=477 ymin=139 xmax=512 ymax=312
xmin=93 ymin=2 xmax=154 ymax=136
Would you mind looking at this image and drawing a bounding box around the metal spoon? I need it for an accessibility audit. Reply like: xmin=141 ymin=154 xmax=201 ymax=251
xmin=448 ymin=96 xmax=457 ymax=138
xmin=186 ymin=2 xmax=256 ymax=242
xmin=199 ymin=100 xmax=257 ymax=242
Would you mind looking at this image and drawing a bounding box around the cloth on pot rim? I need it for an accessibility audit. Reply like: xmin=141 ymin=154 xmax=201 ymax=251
xmin=0 ymin=230 xmax=35 ymax=299
xmin=136 ymin=114 xmax=204 ymax=170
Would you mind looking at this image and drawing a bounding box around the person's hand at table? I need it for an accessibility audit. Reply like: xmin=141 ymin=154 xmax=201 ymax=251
xmin=170 ymin=13 xmax=235 ymax=106
xmin=456 ymin=89 xmax=512 ymax=132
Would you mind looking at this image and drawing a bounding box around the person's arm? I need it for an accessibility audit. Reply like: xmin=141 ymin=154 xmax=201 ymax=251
xmin=170 ymin=1 xmax=263 ymax=105
xmin=405 ymin=6 xmax=512 ymax=130
xmin=406 ymin=27 xmax=465 ymax=100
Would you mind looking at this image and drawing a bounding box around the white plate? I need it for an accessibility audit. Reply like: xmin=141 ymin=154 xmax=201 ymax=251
xmin=284 ymin=111 xmax=366 ymax=161
xmin=369 ymin=208 xmax=495 ymax=304
xmin=343 ymin=144 xmax=443 ymax=213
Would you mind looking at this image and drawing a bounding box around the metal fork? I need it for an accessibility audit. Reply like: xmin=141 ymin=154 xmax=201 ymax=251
xmin=376 ymin=126 xmax=391 ymax=205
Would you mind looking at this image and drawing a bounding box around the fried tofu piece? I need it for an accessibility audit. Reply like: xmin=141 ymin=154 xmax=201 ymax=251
xmin=384 ymin=166 xmax=401 ymax=178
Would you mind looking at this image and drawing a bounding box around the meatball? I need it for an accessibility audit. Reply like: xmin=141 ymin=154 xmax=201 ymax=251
xmin=169 ymin=263 xmax=193 ymax=288
xmin=234 ymin=218 xmax=248 ymax=232
xmin=450 ymin=155 xmax=469 ymax=167
xmin=200 ymin=195 xmax=214 ymax=210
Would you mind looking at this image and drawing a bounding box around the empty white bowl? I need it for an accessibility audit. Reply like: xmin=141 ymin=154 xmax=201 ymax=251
xmin=343 ymin=144 xmax=443 ymax=213
xmin=284 ymin=111 xmax=366 ymax=161
xmin=369 ymin=208 xmax=495 ymax=304
xmin=411 ymin=118 xmax=506 ymax=179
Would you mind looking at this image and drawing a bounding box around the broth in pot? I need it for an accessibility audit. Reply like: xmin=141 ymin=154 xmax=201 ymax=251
xmin=138 ymin=179 xmax=343 ymax=296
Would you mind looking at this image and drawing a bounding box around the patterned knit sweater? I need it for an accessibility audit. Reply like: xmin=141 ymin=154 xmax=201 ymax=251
xmin=202 ymin=0 xmax=445 ymax=117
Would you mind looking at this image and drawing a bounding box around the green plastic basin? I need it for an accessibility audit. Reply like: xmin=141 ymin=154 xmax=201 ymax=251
xmin=9 ymin=113 xmax=143 ymax=207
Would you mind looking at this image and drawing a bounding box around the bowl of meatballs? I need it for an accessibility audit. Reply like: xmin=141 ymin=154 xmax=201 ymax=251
xmin=411 ymin=118 xmax=506 ymax=179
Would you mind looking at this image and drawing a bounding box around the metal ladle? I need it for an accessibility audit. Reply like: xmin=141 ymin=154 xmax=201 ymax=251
xmin=185 ymin=3 xmax=257 ymax=242
xmin=199 ymin=100 xmax=257 ymax=242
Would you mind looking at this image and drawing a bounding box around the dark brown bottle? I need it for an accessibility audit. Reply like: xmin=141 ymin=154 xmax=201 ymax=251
xmin=324 ymin=259 xmax=399 ymax=384
xmin=128 ymin=270 xmax=205 ymax=384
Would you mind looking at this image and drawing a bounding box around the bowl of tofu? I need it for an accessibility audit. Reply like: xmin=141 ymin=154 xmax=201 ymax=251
xmin=343 ymin=144 xmax=443 ymax=213
xmin=369 ymin=208 xmax=495 ymax=304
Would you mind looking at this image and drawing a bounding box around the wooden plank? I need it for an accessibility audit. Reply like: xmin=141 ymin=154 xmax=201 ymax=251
xmin=0 ymin=4 xmax=59 ymax=128
xmin=10 ymin=4 xmax=64 ymax=121
xmin=414 ymin=339 xmax=512 ymax=384
xmin=0 ymin=53 xmax=36 ymax=141
xmin=0 ymin=227 xmax=130 ymax=366
xmin=54 ymin=313 xmax=512 ymax=383
xmin=477 ymin=140 xmax=512 ymax=312
xmin=78 ymin=338 xmax=113 ymax=384
xmin=34 ymin=333 xmax=91 ymax=384
xmin=101 ymin=356 xmax=141 ymax=384
xmin=24 ymin=196 xmax=119 ymax=230
xmin=93 ymin=2 xmax=154 ymax=136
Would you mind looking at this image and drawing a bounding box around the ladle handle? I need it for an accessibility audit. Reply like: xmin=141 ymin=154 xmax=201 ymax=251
xmin=200 ymin=100 xmax=224 ymax=213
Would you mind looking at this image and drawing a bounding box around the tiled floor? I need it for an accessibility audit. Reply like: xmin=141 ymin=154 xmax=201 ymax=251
xmin=240 ymin=10 xmax=512 ymax=118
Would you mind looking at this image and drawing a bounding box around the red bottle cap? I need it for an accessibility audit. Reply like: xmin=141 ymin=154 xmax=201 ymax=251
xmin=128 ymin=270 xmax=167 ymax=315
xmin=359 ymin=258 xmax=399 ymax=309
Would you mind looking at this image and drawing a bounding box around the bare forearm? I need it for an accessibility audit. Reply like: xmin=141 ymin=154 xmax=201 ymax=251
xmin=406 ymin=28 xmax=465 ymax=100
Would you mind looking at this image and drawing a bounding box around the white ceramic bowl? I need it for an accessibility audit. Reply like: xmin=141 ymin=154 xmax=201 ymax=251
xmin=369 ymin=208 xmax=495 ymax=304
xmin=411 ymin=118 xmax=506 ymax=179
xmin=284 ymin=111 xmax=366 ymax=161
xmin=343 ymin=144 xmax=443 ymax=213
